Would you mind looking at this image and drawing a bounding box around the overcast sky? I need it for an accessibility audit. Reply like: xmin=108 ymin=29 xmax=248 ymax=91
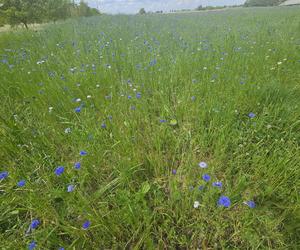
xmin=86 ymin=0 xmax=246 ymax=14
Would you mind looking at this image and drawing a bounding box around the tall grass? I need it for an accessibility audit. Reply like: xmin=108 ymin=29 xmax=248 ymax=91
xmin=0 ymin=7 xmax=299 ymax=249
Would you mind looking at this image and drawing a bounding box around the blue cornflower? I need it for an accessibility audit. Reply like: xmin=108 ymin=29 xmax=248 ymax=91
xmin=244 ymin=200 xmax=256 ymax=208
xmin=17 ymin=180 xmax=26 ymax=187
xmin=58 ymin=248 xmax=65 ymax=250
xmin=0 ymin=171 xmax=8 ymax=180
xmin=198 ymin=185 xmax=204 ymax=190
xmin=198 ymin=161 xmax=208 ymax=169
xmin=172 ymin=169 xmax=177 ymax=175
xmin=82 ymin=220 xmax=91 ymax=230
xmin=30 ymin=219 xmax=40 ymax=229
xmin=67 ymin=185 xmax=75 ymax=192
xmin=101 ymin=123 xmax=107 ymax=129
xmin=127 ymin=95 xmax=132 ymax=99
xmin=136 ymin=92 xmax=141 ymax=99
xmin=191 ymin=96 xmax=196 ymax=101
xmin=55 ymin=166 xmax=64 ymax=176
xmin=212 ymin=181 xmax=222 ymax=188
xmin=130 ymin=105 xmax=136 ymax=110
xmin=74 ymin=162 xmax=81 ymax=169
xmin=248 ymin=112 xmax=256 ymax=118
xmin=28 ymin=241 xmax=36 ymax=250
xmin=202 ymin=174 xmax=211 ymax=182
xmin=218 ymin=196 xmax=231 ymax=208
xmin=75 ymin=107 xmax=81 ymax=113
xmin=159 ymin=119 xmax=167 ymax=123
xmin=108 ymin=115 xmax=113 ymax=120
xmin=80 ymin=151 xmax=87 ymax=156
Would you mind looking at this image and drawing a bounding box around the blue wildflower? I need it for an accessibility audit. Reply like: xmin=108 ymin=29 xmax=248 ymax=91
xmin=248 ymin=112 xmax=256 ymax=118
xmin=82 ymin=220 xmax=91 ymax=230
xmin=244 ymin=200 xmax=256 ymax=208
xmin=198 ymin=161 xmax=207 ymax=169
xmin=30 ymin=219 xmax=40 ymax=229
xmin=218 ymin=196 xmax=231 ymax=207
xmin=55 ymin=166 xmax=64 ymax=176
xmin=80 ymin=151 xmax=87 ymax=156
xmin=59 ymin=248 xmax=65 ymax=250
xmin=101 ymin=123 xmax=107 ymax=129
xmin=17 ymin=180 xmax=26 ymax=187
xmin=191 ymin=96 xmax=196 ymax=101
xmin=127 ymin=95 xmax=132 ymax=99
xmin=202 ymin=174 xmax=211 ymax=182
xmin=74 ymin=162 xmax=81 ymax=169
xmin=67 ymin=185 xmax=75 ymax=192
xmin=28 ymin=241 xmax=36 ymax=250
xmin=212 ymin=181 xmax=222 ymax=188
xmin=130 ymin=105 xmax=136 ymax=110
xmin=75 ymin=107 xmax=81 ymax=113
xmin=136 ymin=92 xmax=141 ymax=99
xmin=198 ymin=185 xmax=204 ymax=190
xmin=0 ymin=171 xmax=8 ymax=180
xmin=172 ymin=169 xmax=177 ymax=175
xmin=159 ymin=119 xmax=167 ymax=123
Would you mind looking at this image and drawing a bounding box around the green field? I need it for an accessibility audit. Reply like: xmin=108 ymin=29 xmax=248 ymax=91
xmin=0 ymin=7 xmax=299 ymax=249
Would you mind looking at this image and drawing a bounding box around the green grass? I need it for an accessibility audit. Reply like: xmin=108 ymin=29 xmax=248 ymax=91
xmin=0 ymin=7 xmax=300 ymax=249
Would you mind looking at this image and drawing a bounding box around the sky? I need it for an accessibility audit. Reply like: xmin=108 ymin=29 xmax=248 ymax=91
xmin=86 ymin=0 xmax=246 ymax=14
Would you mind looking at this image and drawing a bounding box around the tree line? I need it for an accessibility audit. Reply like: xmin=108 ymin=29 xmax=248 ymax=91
xmin=0 ymin=0 xmax=100 ymax=28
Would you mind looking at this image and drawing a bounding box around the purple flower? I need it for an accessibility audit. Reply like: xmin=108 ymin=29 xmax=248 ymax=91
xmin=159 ymin=119 xmax=167 ymax=123
xmin=59 ymin=248 xmax=65 ymax=250
xmin=248 ymin=112 xmax=256 ymax=118
xmin=17 ymin=180 xmax=26 ymax=187
xmin=0 ymin=171 xmax=9 ymax=180
xmin=202 ymin=174 xmax=211 ymax=182
xmin=127 ymin=95 xmax=132 ymax=99
xmin=75 ymin=107 xmax=81 ymax=113
xmin=198 ymin=185 xmax=204 ymax=190
xmin=30 ymin=219 xmax=40 ymax=229
xmin=218 ymin=196 xmax=231 ymax=208
xmin=67 ymin=185 xmax=75 ymax=192
xmin=55 ymin=166 xmax=64 ymax=176
xmin=101 ymin=123 xmax=107 ymax=129
xmin=80 ymin=151 xmax=87 ymax=156
xmin=136 ymin=92 xmax=141 ymax=99
xmin=74 ymin=162 xmax=81 ymax=169
xmin=28 ymin=241 xmax=36 ymax=250
xmin=198 ymin=161 xmax=208 ymax=169
xmin=244 ymin=200 xmax=256 ymax=208
xmin=212 ymin=181 xmax=222 ymax=188
xmin=82 ymin=220 xmax=91 ymax=230
xmin=172 ymin=169 xmax=177 ymax=175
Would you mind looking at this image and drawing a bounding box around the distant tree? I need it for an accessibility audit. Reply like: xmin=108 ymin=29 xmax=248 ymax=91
xmin=196 ymin=5 xmax=203 ymax=10
xmin=139 ymin=8 xmax=146 ymax=15
xmin=0 ymin=0 xmax=45 ymax=28
xmin=244 ymin=0 xmax=285 ymax=7
xmin=45 ymin=0 xmax=69 ymax=22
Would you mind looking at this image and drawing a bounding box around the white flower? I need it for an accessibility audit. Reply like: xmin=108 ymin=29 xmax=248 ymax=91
xmin=48 ymin=107 xmax=53 ymax=113
xmin=75 ymin=98 xmax=81 ymax=102
xmin=96 ymin=84 xmax=100 ymax=88
xmin=198 ymin=161 xmax=208 ymax=169
xmin=65 ymin=128 xmax=71 ymax=134
xmin=87 ymin=95 xmax=92 ymax=99
xmin=194 ymin=201 xmax=200 ymax=208
xmin=277 ymin=61 xmax=282 ymax=65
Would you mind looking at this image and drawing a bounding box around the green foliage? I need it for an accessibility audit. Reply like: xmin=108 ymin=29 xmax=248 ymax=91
xmin=0 ymin=0 xmax=100 ymax=28
xmin=0 ymin=6 xmax=299 ymax=249
xmin=0 ymin=0 xmax=45 ymax=28
xmin=244 ymin=0 xmax=285 ymax=6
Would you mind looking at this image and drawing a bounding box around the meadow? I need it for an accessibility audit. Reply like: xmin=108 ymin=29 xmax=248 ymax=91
xmin=0 ymin=6 xmax=299 ymax=249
